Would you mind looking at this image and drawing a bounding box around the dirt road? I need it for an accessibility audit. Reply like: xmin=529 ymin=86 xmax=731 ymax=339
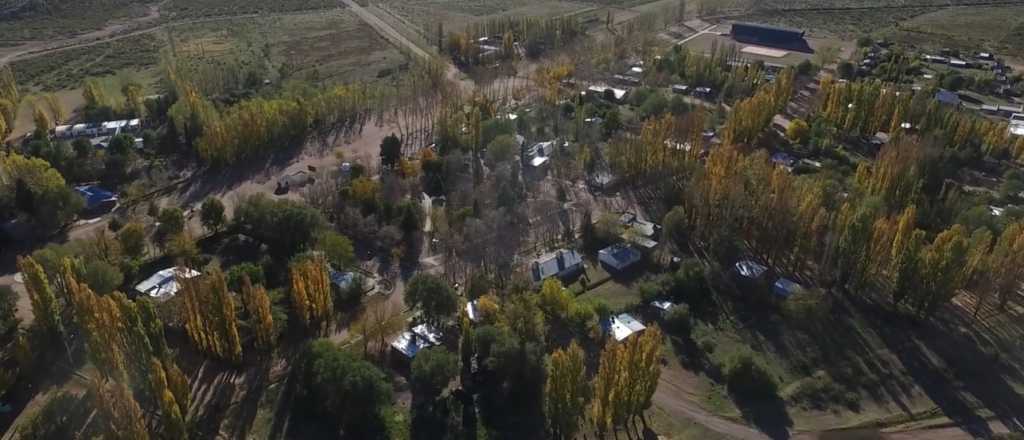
xmin=337 ymin=0 xmax=430 ymax=61
xmin=654 ymin=365 xmax=772 ymax=440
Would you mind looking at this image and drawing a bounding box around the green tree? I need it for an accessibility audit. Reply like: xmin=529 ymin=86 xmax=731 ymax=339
xmin=786 ymin=118 xmax=810 ymax=144
xmin=200 ymin=197 xmax=226 ymax=233
xmin=317 ymin=230 xmax=355 ymax=269
xmin=411 ymin=347 xmax=458 ymax=400
xmin=156 ymin=207 xmax=185 ymax=244
xmin=78 ymin=259 xmax=124 ymax=295
xmin=301 ymin=339 xmax=393 ymax=435
xmin=233 ymin=194 xmax=325 ymax=258
xmin=405 ymin=273 xmax=459 ymax=327
xmin=486 ymin=134 xmax=519 ymax=165
xmin=380 ymin=133 xmax=402 ymax=170
xmin=117 ymin=222 xmax=147 ymax=259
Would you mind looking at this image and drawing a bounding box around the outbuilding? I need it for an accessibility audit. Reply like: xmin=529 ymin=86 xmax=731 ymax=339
xmin=598 ymin=243 xmax=643 ymax=272
xmin=603 ymin=313 xmax=646 ymax=342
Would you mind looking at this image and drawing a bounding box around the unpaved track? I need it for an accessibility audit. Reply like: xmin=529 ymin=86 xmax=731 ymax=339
xmin=337 ymin=0 xmax=430 ymax=60
xmin=655 ymin=365 xmax=772 ymax=440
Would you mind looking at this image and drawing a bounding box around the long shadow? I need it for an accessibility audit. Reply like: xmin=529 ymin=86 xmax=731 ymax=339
xmin=228 ymin=357 xmax=272 ymax=440
xmin=732 ymin=394 xmax=793 ymax=440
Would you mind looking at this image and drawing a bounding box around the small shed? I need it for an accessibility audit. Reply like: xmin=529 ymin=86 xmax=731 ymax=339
xmin=650 ymin=300 xmax=676 ymax=317
xmin=935 ymin=89 xmax=960 ymax=106
xmin=772 ymin=278 xmax=803 ymax=299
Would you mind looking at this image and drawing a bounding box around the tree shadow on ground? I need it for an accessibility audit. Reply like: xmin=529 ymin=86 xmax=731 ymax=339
xmin=731 ymin=394 xmax=793 ymax=440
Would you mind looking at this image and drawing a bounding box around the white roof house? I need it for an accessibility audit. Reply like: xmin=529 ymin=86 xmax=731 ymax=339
xmin=524 ymin=141 xmax=555 ymax=167
xmin=134 ymin=267 xmax=201 ymax=300
xmin=604 ymin=313 xmax=646 ymax=342
xmin=466 ymin=299 xmax=481 ymax=323
xmin=586 ymin=85 xmax=629 ymax=102
xmin=735 ymin=260 xmax=768 ymax=279
xmin=1010 ymin=114 xmax=1024 ymax=136
xmin=390 ymin=324 xmax=442 ymax=359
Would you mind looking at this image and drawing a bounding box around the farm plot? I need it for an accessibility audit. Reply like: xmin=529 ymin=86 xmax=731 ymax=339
xmin=10 ymin=33 xmax=163 ymax=91
xmin=378 ymin=0 xmax=593 ymax=38
xmin=160 ymin=0 xmax=336 ymax=20
xmin=148 ymin=11 xmax=403 ymax=91
xmin=0 ymin=0 xmax=156 ymax=41
xmin=882 ymin=6 xmax=1024 ymax=59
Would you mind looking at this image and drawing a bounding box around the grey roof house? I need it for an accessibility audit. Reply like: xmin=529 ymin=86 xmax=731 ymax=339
xmin=530 ymin=249 xmax=584 ymax=284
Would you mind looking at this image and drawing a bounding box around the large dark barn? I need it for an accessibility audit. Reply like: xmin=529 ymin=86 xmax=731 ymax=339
xmin=730 ymin=22 xmax=813 ymax=53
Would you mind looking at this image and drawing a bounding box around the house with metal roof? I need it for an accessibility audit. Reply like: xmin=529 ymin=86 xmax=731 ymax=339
xmin=75 ymin=185 xmax=118 ymax=212
xmin=598 ymin=243 xmax=643 ymax=272
xmin=529 ymin=249 xmax=584 ymax=284
xmin=735 ymin=260 xmax=768 ymax=279
xmin=391 ymin=324 xmax=442 ymax=359
xmin=603 ymin=313 xmax=647 ymax=342
xmin=134 ymin=267 xmax=202 ymax=301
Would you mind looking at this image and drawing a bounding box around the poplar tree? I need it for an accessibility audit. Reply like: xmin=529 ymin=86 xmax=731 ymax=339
xmin=91 ymin=379 xmax=149 ymax=440
xmin=241 ymin=275 xmax=275 ymax=350
xmin=546 ymin=341 xmax=588 ymax=439
xmin=16 ymin=256 xmax=63 ymax=337
xmin=180 ymin=269 xmax=243 ymax=363
xmin=289 ymin=255 xmax=333 ymax=334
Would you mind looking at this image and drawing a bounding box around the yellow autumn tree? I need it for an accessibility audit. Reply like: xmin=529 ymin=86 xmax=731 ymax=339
xmin=91 ymin=379 xmax=149 ymax=440
xmin=180 ymin=268 xmax=243 ymax=363
xmin=289 ymin=255 xmax=334 ymax=334
xmin=241 ymin=275 xmax=275 ymax=350
xmin=546 ymin=341 xmax=588 ymax=439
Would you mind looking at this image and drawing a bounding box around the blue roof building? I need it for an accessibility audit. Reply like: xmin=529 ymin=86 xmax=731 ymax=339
xmin=772 ymin=278 xmax=803 ymax=299
xmin=75 ymin=185 xmax=118 ymax=212
xmin=935 ymin=89 xmax=961 ymax=107
xmin=598 ymin=244 xmax=643 ymax=272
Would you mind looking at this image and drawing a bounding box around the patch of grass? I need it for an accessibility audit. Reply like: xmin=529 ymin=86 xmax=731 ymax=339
xmin=645 ymin=404 xmax=736 ymax=440
xmin=577 ymin=278 xmax=640 ymax=312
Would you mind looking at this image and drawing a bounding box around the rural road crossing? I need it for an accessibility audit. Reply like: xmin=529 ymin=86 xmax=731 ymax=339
xmin=677 ymin=23 xmax=718 ymax=46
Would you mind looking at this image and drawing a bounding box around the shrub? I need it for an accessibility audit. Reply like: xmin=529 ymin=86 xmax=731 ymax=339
xmin=789 ymin=371 xmax=860 ymax=410
xmin=725 ymin=352 xmax=778 ymax=399
xmin=665 ymin=304 xmax=691 ymax=336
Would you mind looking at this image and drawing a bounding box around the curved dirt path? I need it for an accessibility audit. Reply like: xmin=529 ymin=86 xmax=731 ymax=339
xmin=655 ymin=364 xmax=1003 ymax=440
xmin=655 ymin=365 xmax=772 ymax=440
